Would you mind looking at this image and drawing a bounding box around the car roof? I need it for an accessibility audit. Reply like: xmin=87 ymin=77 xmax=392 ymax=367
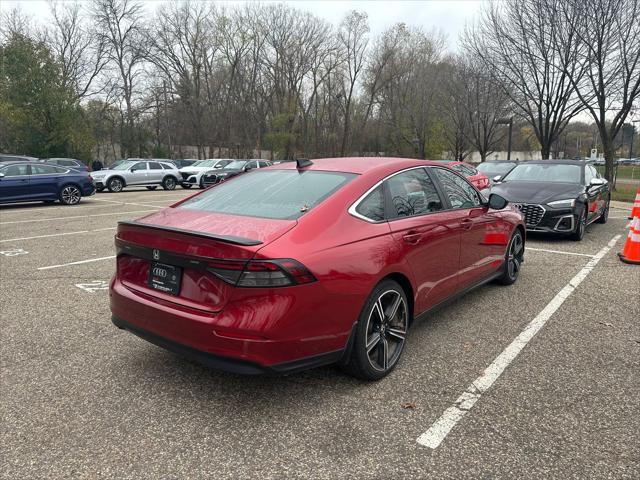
xmin=518 ymin=160 xmax=586 ymax=166
xmin=270 ymin=157 xmax=444 ymax=175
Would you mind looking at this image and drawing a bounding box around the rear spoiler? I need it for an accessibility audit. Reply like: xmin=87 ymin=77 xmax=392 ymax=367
xmin=117 ymin=220 xmax=263 ymax=246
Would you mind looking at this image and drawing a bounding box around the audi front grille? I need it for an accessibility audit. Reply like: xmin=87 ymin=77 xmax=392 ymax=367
xmin=513 ymin=203 xmax=545 ymax=227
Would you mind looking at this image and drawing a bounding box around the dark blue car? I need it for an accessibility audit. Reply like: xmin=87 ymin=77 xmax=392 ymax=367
xmin=0 ymin=162 xmax=95 ymax=205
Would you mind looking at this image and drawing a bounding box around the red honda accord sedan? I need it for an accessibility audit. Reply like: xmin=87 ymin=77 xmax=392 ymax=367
xmin=110 ymin=157 xmax=524 ymax=380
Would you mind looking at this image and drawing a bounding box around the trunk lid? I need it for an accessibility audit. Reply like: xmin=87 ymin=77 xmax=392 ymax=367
xmin=115 ymin=208 xmax=297 ymax=312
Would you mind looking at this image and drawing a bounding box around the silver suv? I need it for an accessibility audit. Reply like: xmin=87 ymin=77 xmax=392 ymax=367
xmin=91 ymin=160 xmax=181 ymax=192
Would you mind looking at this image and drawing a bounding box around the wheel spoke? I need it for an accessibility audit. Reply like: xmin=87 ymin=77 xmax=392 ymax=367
xmin=373 ymin=299 xmax=385 ymax=323
xmin=387 ymin=327 xmax=406 ymax=341
xmin=366 ymin=332 xmax=381 ymax=353
xmin=377 ymin=337 xmax=389 ymax=370
xmin=386 ymin=293 xmax=402 ymax=321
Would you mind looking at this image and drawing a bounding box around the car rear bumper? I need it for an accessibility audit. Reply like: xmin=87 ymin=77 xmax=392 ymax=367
xmin=109 ymin=277 xmax=352 ymax=373
xmin=111 ymin=315 xmax=346 ymax=375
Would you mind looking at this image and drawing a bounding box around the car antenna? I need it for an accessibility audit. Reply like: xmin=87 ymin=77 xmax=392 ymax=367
xmin=296 ymin=158 xmax=313 ymax=169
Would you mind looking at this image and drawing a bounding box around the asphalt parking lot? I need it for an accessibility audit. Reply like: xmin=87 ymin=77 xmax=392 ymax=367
xmin=1 ymin=190 xmax=639 ymax=479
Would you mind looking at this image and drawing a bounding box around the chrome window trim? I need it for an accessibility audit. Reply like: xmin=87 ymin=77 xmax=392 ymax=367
xmin=348 ymin=165 xmax=452 ymax=223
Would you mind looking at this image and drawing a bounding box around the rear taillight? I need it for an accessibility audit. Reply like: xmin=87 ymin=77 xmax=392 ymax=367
xmin=206 ymin=259 xmax=316 ymax=287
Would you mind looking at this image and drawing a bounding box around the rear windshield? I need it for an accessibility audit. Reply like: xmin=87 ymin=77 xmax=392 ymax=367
xmin=179 ymin=170 xmax=357 ymax=220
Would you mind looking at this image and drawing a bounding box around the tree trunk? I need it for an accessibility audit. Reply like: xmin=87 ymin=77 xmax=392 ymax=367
xmin=602 ymin=138 xmax=615 ymax=182
xmin=541 ymin=144 xmax=551 ymax=160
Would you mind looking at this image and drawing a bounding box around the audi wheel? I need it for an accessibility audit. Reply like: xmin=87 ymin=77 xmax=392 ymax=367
xmin=59 ymin=185 xmax=82 ymax=205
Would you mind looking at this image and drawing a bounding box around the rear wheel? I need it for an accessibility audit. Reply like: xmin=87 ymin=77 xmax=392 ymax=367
xmin=342 ymin=279 xmax=409 ymax=381
xmin=146 ymin=186 xmax=157 ymax=190
xmin=107 ymin=177 xmax=124 ymax=193
xmin=162 ymin=176 xmax=177 ymax=190
xmin=59 ymin=185 xmax=82 ymax=205
xmin=596 ymin=198 xmax=609 ymax=224
xmin=199 ymin=176 xmax=205 ymax=189
xmin=496 ymin=229 xmax=523 ymax=285
xmin=570 ymin=206 xmax=587 ymax=241
xmin=96 ymin=187 xmax=105 ymax=193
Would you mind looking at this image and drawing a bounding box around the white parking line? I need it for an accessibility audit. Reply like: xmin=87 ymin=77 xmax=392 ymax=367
xmin=37 ymin=255 xmax=116 ymax=270
xmin=416 ymin=234 xmax=621 ymax=449
xmin=90 ymin=198 xmax=172 ymax=208
xmin=0 ymin=227 xmax=116 ymax=243
xmin=0 ymin=203 xmax=118 ymax=214
xmin=0 ymin=209 xmax=157 ymax=225
xmin=526 ymin=247 xmax=596 ymax=258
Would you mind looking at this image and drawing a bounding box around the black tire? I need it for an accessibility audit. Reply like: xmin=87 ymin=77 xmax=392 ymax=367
xmin=596 ymin=197 xmax=609 ymax=224
xmin=341 ymin=279 xmax=409 ymax=381
xmin=570 ymin=205 xmax=587 ymax=241
xmin=199 ymin=176 xmax=205 ymax=189
xmin=162 ymin=176 xmax=177 ymax=190
xmin=181 ymin=183 xmax=192 ymax=189
xmin=146 ymin=186 xmax=158 ymax=190
xmin=496 ymin=229 xmax=524 ymax=285
xmin=96 ymin=187 xmax=105 ymax=193
xmin=59 ymin=184 xmax=82 ymax=205
xmin=107 ymin=177 xmax=124 ymax=193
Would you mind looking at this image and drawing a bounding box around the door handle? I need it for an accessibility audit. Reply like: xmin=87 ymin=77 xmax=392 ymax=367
xmin=461 ymin=218 xmax=473 ymax=230
xmin=403 ymin=231 xmax=422 ymax=245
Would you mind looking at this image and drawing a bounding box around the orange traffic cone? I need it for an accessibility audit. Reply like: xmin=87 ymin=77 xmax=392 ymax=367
xmin=628 ymin=188 xmax=640 ymax=219
xmin=618 ymin=217 xmax=640 ymax=265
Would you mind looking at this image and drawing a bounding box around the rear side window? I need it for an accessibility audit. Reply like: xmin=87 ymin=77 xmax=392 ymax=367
xmin=32 ymin=164 xmax=62 ymax=174
xmin=355 ymin=186 xmax=385 ymax=222
xmin=149 ymin=162 xmax=163 ymax=170
xmin=59 ymin=160 xmax=77 ymax=167
xmin=386 ymin=169 xmax=443 ymax=218
xmin=432 ymin=168 xmax=481 ymax=209
xmin=179 ymin=170 xmax=356 ymax=220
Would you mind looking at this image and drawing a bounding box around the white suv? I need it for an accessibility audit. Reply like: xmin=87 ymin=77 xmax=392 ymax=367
xmin=179 ymin=159 xmax=233 ymax=189
xmin=91 ymin=160 xmax=181 ymax=192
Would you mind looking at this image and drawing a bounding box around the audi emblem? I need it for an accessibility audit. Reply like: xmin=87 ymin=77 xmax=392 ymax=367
xmin=152 ymin=267 xmax=168 ymax=278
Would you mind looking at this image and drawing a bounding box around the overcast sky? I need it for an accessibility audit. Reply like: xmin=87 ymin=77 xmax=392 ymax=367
xmin=3 ymin=0 xmax=485 ymax=51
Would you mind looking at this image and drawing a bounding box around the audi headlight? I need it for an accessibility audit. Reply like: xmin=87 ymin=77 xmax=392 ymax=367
xmin=547 ymin=199 xmax=576 ymax=208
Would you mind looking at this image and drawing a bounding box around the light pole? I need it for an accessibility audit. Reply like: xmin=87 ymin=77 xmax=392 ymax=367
xmin=630 ymin=119 xmax=640 ymax=159
xmin=497 ymin=117 xmax=513 ymax=161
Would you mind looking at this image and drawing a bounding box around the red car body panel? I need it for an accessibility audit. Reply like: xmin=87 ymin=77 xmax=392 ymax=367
xmin=110 ymin=157 xmax=523 ymax=373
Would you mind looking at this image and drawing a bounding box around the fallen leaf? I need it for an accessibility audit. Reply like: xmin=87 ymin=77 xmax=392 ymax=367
xmin=401 ymin=402 xmax=416 ymax=409
xmin=597 ymin=321 xmax=614 ymax=327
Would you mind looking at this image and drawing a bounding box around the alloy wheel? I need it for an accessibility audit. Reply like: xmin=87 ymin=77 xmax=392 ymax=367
xmin=61 ymin=186 xmax=81 ymax=205
xmin=507 ymin=232 xmax=523 ymax=280
xmin=365 ymin=290 xmax=408 ymax=372
xmin=109 ymin=178 xmax=123 ymax=192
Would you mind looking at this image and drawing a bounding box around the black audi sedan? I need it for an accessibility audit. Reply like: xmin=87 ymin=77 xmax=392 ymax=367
xmin=202 ymin=159 xmax=272 ymax=186
xmin=490 ymin=160 xmax=609 ymax=241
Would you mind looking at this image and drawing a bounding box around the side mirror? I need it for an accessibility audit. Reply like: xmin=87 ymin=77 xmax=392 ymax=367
xmin=488 ymin=193 xmax=508 ymax=210
xmin=492 ymin=175 xmax=502 ymax=182
xmin=0 ymin=172 xmax=5 ymax=179
xmin=590 ymin=178 xmax=606 ymax=187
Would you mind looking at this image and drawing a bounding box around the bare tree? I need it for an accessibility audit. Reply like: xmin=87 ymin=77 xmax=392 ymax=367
xmin=92 ymin=0 xmax=147 ymax=157
xmin=336 ymin=10 xmax=369 ymax=156
xmin=464 ymin=0 xmax=584 ymax=159
xmin=459 ymin=58 xmax=509 ymax=161
xmin=561 ymin=0 xmax=640 ymax=180
xmin=46 ymin=1 xmax=108 ymax=99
